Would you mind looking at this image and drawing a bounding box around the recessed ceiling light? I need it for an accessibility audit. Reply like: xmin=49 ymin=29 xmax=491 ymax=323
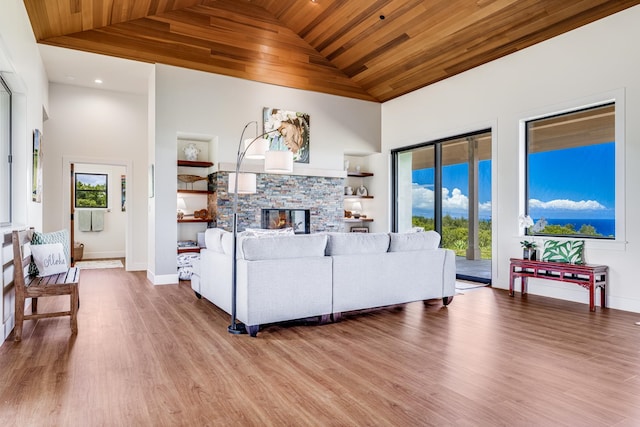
xmin=94 ymin=79 xmax=103 ymax=84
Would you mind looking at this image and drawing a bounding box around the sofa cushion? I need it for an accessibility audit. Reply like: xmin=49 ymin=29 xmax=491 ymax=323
xmin=204 ymin=228 xmax=226 ymax=253
xmin=388 ymin=230 xmax=441 ymax=252
xmin=325 ymin=232 xmax=390 ymax=256
xmin=241 ymin=234 xmax=328 ymax=261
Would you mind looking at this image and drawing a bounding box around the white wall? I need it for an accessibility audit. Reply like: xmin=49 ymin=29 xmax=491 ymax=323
xmin=0 ymin=0 xmax=49 ymax=342
xmin=382 ymin=6 xmax=640 ymax=312
xmin=73 ymin=163 xmax=127 ymax=259
xmin=150 ymin=65 xmax=382 ymax=283
xmin=43 ymin=84 xmax=149 ymax=271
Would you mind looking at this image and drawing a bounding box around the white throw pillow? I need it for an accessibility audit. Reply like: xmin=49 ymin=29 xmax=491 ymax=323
xmin=30 ymin=243 xmax=68 ymax=277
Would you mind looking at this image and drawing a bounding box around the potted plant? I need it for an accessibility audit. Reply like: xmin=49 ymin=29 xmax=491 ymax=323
xmin=520 ymin=240 xmax=537 ymax=260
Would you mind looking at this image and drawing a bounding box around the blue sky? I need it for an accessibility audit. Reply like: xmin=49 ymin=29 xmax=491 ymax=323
xmin=76 ymin=173 xmax=107 ymax=187
xmin=411 ymin=142 xmax=614 ymax=221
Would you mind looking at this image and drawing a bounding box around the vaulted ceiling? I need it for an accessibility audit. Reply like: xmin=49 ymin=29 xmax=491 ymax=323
xmin=24 ymin=0 xmax=640 ymax=103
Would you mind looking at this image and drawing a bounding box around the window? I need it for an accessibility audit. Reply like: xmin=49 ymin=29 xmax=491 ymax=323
xmin=0 ymin=76 xmax=11 ymax=226
xmin=75 ymin=173 xmax=108 ymax=208
xmin=525 ymin=103 xmax=615 ymax=239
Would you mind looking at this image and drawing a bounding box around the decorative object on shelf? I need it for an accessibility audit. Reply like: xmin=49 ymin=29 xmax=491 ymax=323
xmin=228 ymin=120 xmax=294 ymax=335
xmin=356 ymin=165 xmax=361 ymax=173
xmin=344 ymin=210 xmax=352 ymax=218
xmin=178 ymin=174 xmax=206 ymax=183
xmin=183 ymin=143 xmax=200 ymax=161
xmin=350 ymin=201 xmax=363 ymax=219
xmin=351 ymin=227 xmax=369 ymax=233
xmin=177 ymin=197 xmax=186 ymax=220
xmin=177 ymin=240 xmax=198 ymax=248
xmin=356 ymin=185 xmax=368 ymax=197
xmin=520 ymin=240 xmax=537 ymax=260
xmin=263 ymin=107 xmax=310 ymax=163
xmin=344 ymin=186 xmax=353 ymax=195
xmin=194 ymin=208 xmax=209 ymax=220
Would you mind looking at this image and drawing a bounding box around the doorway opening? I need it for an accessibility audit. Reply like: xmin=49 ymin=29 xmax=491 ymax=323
xmin=391 ymin=129 xmax=492 ymax=284
xmin=65 ymin=159 xmax=130 ymax=269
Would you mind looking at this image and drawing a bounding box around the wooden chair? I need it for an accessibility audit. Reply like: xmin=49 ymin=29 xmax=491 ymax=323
xmin=12 ymin=228 xmax=80 ymax=341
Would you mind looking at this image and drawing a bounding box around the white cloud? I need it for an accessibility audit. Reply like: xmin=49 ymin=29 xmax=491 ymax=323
xmin=529 ymin=198 xmax=606 ymax=211
xmin=412 ymin=184 xmax=492 ymax=214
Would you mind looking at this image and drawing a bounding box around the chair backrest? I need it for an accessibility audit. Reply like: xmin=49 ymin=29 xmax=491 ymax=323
xmin=12 ymin=228 xmax=34 ymax=295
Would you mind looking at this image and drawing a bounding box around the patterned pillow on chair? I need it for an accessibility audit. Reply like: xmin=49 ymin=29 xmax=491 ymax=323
xmin=29 ymin=229 xmax=71 ymax=275
xmin=541 ymin=239 xmax=585 ymax=264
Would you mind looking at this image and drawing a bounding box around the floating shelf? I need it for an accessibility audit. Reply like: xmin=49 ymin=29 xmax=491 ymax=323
xmin=177 ymin=247 xmax=201 ymax=254
xmin=178 ymin=160 xmax=213 ymax=168
xmin=347 ymin=171 xmax=374 ymax=177
xmin=177 ymin=218 xmax=211 ymax=223
xmin=344 ymin=218 xmax=374 ymax=223
xmin=177 ymin=189 xmax=213 ymax=194
xmin=344 ymin=195 xmax=373 ymax=199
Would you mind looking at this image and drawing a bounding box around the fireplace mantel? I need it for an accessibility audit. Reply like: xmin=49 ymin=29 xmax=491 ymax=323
xmin=217 ymin=162 xmax=346 ymax=179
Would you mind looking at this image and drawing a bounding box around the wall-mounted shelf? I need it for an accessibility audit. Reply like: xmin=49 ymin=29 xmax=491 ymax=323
xmin=347 ymin=171 xmax=374 ymax=177
xmin=178 ymin=218 xmax=211 ymax=223
xmin=178 ymin=189 xmax=213 ymax=195
xmin=344 ymin=218 xmax=374 ymax=223
xmin=345 ymin=195 xmax=373 ymax=199
xmin=177 ymin=247 xmax=201 ymax=254
xmin=178 ymin=160 xmax=213 ymax=168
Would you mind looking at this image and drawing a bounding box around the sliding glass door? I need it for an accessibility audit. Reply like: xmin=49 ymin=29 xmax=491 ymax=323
xmin=392 ymin=129 xmax=492 ymax=283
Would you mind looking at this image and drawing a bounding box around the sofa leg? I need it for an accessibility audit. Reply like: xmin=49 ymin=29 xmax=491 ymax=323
xmin=443 ymin=295 xmax=455 ymax=306
xmin=247 ymin=325 xmax=259 ymax=337
xmin=332 ymin=312 xmax=342 ymax=322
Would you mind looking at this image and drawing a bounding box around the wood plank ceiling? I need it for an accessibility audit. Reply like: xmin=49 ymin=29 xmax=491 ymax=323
xmin=24 ymin=0 xmax=640 ymax=103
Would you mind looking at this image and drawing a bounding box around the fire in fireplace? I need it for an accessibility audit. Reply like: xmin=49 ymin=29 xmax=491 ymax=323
xmin=261 ymin=209 xmax=310 ymax=234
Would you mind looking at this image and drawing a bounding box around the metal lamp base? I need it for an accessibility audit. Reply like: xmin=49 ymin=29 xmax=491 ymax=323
xmin=227 ymin=323 xmax=247 ymax=335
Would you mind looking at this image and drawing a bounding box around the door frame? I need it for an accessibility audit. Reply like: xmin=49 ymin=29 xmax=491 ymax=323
xmin=62 ymin=155 xmax=133 ymax=270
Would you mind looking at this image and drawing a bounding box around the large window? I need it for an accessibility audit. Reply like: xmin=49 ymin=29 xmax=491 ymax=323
xmin=0 ymin=76 xmax=11 ymax=226
xmin=525 ymin=103 xmax=615 ymax=239
xmin=75 ymin=173 xmax=108 ymax=208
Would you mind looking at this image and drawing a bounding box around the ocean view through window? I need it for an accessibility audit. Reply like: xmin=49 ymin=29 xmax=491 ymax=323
xmin=525 ymin=103 xmax=615 ymax=239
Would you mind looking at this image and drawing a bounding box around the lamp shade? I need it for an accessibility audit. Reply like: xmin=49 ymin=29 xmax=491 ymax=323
xmin=244 ymin=137 xmax=269 ymax=159
xmin=350 ymin=201 xmax=363 ymax=212
xmin=228 ymin=172 xmax=257 ymax=194
xmin=264 ymin=150 xmax=294 ymax=173
xmin=177 ymin=197 xmax=187 ymax=211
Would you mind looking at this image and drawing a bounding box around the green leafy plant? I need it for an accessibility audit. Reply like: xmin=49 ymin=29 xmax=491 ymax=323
xmin=520 ymin=240 xmax=537 ymax=249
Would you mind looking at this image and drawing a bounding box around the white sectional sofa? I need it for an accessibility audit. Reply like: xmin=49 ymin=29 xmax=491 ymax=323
xmin=191 ymin=229 xmax=456 ymax=337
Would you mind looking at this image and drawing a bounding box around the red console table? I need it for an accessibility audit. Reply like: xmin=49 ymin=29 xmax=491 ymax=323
xmin=509 ymin=258 xmax=608 ymax=312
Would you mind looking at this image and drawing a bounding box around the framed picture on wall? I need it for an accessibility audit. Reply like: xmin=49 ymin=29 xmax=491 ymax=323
xmin=350 ymin=226 xmax=369 ymax=233
xmin=32 ymin=129 xmax=43 ymax=203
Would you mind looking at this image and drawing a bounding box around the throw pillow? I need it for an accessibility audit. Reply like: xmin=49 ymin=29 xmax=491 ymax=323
xmin=541 ymin=239 xmax=585 ymax=264
xmin=30 ymin=243 xmax=69 ymax=277
xmin=29 ymin=229 xmax=70 ymax=275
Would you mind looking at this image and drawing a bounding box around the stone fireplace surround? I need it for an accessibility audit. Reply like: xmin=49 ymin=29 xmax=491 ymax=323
xmin=211 ymin=166 xmax=345 ymax=233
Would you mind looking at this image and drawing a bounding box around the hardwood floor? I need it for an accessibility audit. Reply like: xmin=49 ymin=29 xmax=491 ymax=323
xmin=1 ymin=268 xmax=639 ymax=426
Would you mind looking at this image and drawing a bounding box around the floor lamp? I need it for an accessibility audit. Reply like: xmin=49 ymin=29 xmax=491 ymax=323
xmin=228 ymin=121 xmax=293 ymax=334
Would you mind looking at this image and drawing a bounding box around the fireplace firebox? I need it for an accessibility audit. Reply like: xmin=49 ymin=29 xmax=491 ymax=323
xmin=261 ymin=209 xmax=310 ymax=234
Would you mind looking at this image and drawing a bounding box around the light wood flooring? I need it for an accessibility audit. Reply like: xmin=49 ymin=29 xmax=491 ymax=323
xmin=1 ymin=267 xmax=639 ymax=426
